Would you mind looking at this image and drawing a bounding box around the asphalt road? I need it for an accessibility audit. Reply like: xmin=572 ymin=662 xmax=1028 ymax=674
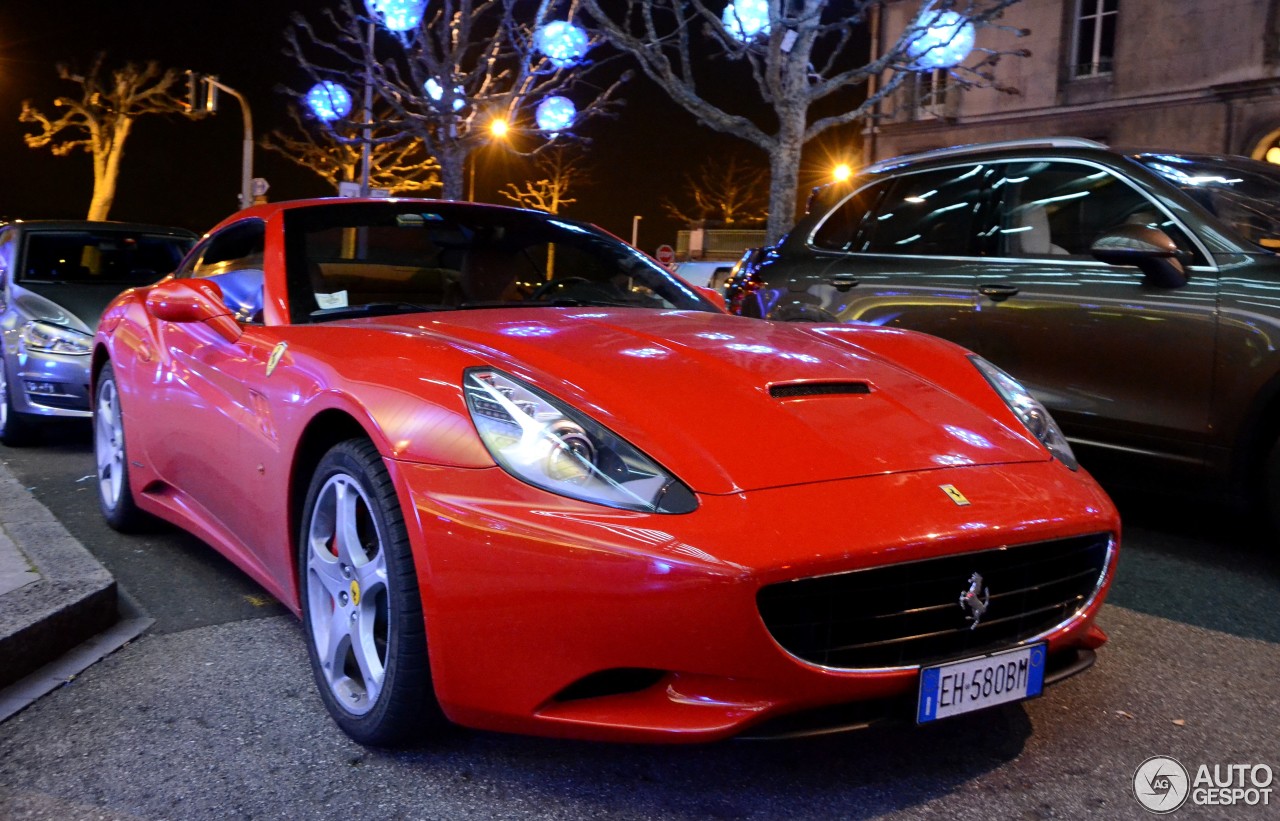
xmin=1 ymin=425 xmax=1278 ymax=820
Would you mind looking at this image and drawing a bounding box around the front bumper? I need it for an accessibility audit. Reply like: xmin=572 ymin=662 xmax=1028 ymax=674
xmin=392 ymin=456 xmax=1120 ymax=743
xmin=4 ymin=347 xmax=92 ymax=417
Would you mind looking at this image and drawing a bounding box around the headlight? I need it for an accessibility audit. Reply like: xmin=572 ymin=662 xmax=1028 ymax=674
xmin=20 ymin=321 xmax=92 ymax=355
xmin=970 ymin=356 xmax=1078 ymax=470
xmin=463 ymin=368 xmax=698 ymax=513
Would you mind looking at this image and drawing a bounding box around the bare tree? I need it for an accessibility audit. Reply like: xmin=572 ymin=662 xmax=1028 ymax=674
xmin=662 ymin=153 xmax=769 ymax=227
xmin=285 ymin=0 xmax=625 ymax=201
xmin=579 ymin=0 xmax=1027 ymax=242
xmin=498 ymin=147 xmax=588 ymax=214
xmin=19 ymin=54 xmax=199 ymax=220
xmin=261 ymin=106 xmax=441 ymax=195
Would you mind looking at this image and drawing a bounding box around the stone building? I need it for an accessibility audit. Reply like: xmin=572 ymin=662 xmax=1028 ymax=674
xmin=869 ymin=0 xmax=1280 ymax=162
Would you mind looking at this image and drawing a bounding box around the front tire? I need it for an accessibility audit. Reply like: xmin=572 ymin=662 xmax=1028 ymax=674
xmin=0 ymin=356 xmax=34 ymax=447
xmin=299 ymin=439 xmax=440 ymax=746
xmin=94 ymin=362 xmax=145 ymax=531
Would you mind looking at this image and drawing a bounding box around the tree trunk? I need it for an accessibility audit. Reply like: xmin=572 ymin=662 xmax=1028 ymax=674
xmin=439 ymin=144 xmax=465 ymax=201
xmin=88 ymin=119 xmax=132 ymax=221
xmin=765 ymin=122 xmax=805 ymax=246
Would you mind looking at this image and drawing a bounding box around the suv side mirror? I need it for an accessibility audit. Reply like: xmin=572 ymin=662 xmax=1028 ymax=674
xmin=1090 ymin=225 xmax=1189 ymax=289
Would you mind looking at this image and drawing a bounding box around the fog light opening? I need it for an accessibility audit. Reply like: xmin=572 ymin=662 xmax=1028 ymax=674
xmin=552 ymin=668 xmax=667 ymax=702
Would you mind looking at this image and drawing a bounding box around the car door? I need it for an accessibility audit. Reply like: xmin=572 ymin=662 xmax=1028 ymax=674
xmin=767 ymin=163 xmax=989 ymax=351
xmin=143 ymin=219 xmax=286 ymax=577
xmin=970 ymin=158 xmax=1219 ymax=466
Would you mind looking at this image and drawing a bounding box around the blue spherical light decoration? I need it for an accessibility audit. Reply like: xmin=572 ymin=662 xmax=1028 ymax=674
xmin=425 ymin=78 xmax=466 ymax=112
xmin=535 ymin=96 xmax=576 ymax=133
xmin=907 ymin=10 xmax=976 ymax=70
xmin=722 ymin=0 xmax=770 ymax=42
xmin=306 ymin=82 xmax=353 ymax=122
xmin=536 ymin=21 xmax=589 ymax=68
xmin=366 ymin=0 xmax=427 ymax=32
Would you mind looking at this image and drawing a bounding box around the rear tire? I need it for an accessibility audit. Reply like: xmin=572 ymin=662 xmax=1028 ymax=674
xmin=94 ymin=362 xmax=145 ymax=531
xmin=298 ymin=439 xmax=442 ymax=746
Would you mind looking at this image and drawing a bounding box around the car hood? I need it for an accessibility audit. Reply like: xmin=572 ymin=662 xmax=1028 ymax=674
xmin=364 ymin=309 xmax=1050 ymax=494
xmin=12 ymin=282 xmax=132 ymax=332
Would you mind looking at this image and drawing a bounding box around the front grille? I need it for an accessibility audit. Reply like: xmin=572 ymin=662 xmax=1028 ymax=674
xmin=757 ymin=533 xmax=1112 ymax=670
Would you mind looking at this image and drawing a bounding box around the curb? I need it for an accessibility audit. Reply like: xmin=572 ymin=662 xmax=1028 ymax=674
xmin=0 ymin=458 xmax=141 ymax=701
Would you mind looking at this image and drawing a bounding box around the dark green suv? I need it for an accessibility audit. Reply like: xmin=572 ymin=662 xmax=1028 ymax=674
xmin=729 ymin=138 xmax=1280 ymax=522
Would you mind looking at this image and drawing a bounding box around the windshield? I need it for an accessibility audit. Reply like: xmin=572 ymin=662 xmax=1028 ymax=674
xmin=19 ymin=230 xmax=192 ymax=285
xmin=284 ymin=202 xmax=713 ymax=322
xmin=1136 ymin=154 xmax=1280 ymax=250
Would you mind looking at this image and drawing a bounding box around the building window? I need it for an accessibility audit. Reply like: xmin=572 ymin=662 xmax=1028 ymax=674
xmin=1073 ymin=0 xmax=1117 ymax=78
xmin=908 ymin=69 xmax=951 ymax=120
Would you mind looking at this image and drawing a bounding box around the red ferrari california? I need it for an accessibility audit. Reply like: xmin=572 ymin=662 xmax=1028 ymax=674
xmin=92 ymin=198 xmax=1119 ymax=746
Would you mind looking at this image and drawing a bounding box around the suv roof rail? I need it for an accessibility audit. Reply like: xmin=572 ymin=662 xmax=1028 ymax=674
xmin=866 ymin=137 xmax=1110 ymax=174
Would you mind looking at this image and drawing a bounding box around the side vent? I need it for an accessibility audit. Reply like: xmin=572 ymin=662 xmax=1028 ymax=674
xmin=769 ymin=382 xmax=871 ymax=399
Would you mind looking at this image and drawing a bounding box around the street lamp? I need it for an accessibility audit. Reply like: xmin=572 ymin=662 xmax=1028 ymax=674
xmin=833 ymin=163 xmax=852 ymax=183
xmin=468 ymin=117 xmax=510 ymax=202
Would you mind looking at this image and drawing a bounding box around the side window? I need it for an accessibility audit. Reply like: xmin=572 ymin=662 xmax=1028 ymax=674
xmin=184 ymin=220 xmax=266 ymax=323
xmin=810 ymin=182 xmax=889 ymax=252
xmin=994 ymin=161 xmax=1199 ymax=262
xmin=861 ymin=165 xmax=985 ymax=256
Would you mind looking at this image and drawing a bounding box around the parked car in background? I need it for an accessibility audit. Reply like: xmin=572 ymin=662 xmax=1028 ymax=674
xmin=672 ymin=259 xmax=736 ymax=290
xmin=0 ymin=220 xmax=196 ymax=444
xmin=92 ymin=197 xmax=1117 ymax=746
xmin=728 ymin=137 xmax=1280 ymax=526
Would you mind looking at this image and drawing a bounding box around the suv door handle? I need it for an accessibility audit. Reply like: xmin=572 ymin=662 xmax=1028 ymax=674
xmin=829 ymin=275 xmax=860 ymax=292
xmin=979 ymin=284 xmax=1019 ymax=302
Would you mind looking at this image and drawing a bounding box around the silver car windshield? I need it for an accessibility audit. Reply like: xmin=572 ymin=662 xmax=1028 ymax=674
xmin=1136 ymin=154 xmax=1280 ymax=250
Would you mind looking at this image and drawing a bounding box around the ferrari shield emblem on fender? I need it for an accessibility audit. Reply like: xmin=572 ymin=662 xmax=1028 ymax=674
xmin=940 ymin=484 xmax=970 ymax=506
xmin=266 ymin=342 xmax=288 ymax=377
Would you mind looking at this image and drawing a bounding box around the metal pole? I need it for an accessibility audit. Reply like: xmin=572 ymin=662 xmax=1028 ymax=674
xmin=631 ymin=215 xmax=642 ymax=247
xmin=361 ymin=21 xmax=375 ymax=196
xmin=204 ymin=78 xmax=253 ymax=210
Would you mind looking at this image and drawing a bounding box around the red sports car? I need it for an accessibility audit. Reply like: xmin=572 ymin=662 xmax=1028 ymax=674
xmin=91 ymin=198 xmax=1120 ymax=746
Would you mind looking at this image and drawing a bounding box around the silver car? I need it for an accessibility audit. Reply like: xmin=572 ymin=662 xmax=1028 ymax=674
xmin=0 ymin=220 xmax=196 ymax=445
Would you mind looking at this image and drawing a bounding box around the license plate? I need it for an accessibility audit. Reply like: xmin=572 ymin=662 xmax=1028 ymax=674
xmin=917 ymin=643 xmax=1046 ymax=723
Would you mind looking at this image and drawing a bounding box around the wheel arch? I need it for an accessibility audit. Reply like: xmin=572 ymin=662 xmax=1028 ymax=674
xmin=1230 ymin=367 xmax=1280 ymax=502
xmin=287 ymin=409 xmax=380 ymax=600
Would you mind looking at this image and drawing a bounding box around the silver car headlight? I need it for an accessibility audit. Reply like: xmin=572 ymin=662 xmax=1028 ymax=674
xmin=464 ymin=368 xmax=697 ymax=513
xmin=20 ymin=321 xmax=92 ymax=355
xmin=970 ymin=356 xmax=1078 ymax=471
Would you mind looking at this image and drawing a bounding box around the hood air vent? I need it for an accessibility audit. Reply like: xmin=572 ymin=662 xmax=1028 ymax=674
xmin=769 ymin=381 xmax=871 ymax=399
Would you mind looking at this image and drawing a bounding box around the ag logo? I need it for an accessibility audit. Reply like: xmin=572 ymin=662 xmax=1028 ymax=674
xmin=940 ymin=484 xmax=970 ymax=506
xmin=1134 ymin=756 xmax=1190 ymax=813
xmin=266 ymin=342 xmax=288 ymax=377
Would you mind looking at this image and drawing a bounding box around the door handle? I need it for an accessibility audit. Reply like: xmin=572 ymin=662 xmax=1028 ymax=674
xmin=829 ymin=275 xmax=860 ymax=292
xmin=979 ymin=284 xmax=1019 ymax=302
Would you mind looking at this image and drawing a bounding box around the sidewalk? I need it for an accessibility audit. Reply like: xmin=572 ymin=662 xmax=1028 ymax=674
xmin=0 ymin=458 xmax=150 ymax=719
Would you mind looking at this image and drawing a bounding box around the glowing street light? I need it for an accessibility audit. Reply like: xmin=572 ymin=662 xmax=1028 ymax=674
xmin=366 ymin=0 xmax=427 ymax=32
xmin=490 ymin=117 xmax=510 ymax=139
xmin=907 ymin=6 xmax=976 ymax=70
xmin=833 ymin=163 xmax=853 ymax=183
xmin=535 ymin=21 xmax=590 ymax=68
xmin=305 ymin=81 xmax=353 ymax=122
xmin=722 ymin=0 xmax=770 ymax=42
xmin=535 ymin=96 xmax=575 ymax=134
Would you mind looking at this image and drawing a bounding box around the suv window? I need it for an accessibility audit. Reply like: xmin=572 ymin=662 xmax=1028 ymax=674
xmin=860 ymin=165 xmax=984 ymax=256
xmin=811 ymin=182 xmax=887 ymax=252
xmin=993 ymin=160 xmax=1196 ymax=260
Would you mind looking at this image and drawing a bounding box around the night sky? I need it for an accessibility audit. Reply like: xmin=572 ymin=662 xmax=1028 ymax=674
xmin=0 ymin=1 xmax=859 ymax=251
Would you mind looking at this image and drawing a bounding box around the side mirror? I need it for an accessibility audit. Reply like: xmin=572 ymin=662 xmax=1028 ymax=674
xmin=695 ymin=285 xmax=727 ymax=312
xmin=145 ymin=279 xmax=241 ymax=341
xmin=1090 ymin=225 xmax=1189 ymax=289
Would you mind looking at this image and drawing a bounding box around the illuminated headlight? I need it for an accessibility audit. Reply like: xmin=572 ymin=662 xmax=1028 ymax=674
xmin=464 ymin=368 xmax=698 ymax=513
xmin=20 ymin=321 xmax=92 ymax=355
xmin=970 ymin=356 xmax=1078 ymax=470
